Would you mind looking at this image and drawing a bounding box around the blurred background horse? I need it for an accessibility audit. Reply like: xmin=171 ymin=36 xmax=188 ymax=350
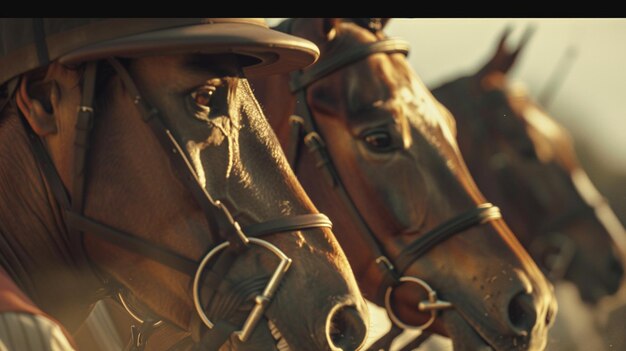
xmin=372 ymin=19 xmax=626 ymax=351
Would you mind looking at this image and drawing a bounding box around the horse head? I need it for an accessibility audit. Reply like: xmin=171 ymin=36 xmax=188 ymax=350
xmin=0 ymin=18 xmax=368 ymax=351
xmin=433 ymin=27 xmax=625 ymax=304
xmin=252 ymin=18 xmax=556 ymax=351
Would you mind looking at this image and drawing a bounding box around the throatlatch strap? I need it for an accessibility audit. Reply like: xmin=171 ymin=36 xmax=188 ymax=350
xmin=64 ymin=211 xmax=198 ymax=275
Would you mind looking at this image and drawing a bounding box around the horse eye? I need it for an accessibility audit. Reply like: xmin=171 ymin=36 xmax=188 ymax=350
xmin=363 ymin=131 xmax=393 ymax=151
xmin=191 ymin=86 xmax=216 ymax=107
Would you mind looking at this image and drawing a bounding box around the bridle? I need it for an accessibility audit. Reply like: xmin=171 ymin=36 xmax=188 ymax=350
xmin=17 ymin=57 xmax=334 ymax=350
xmin=443 ymin=76 xmax=601 ymax=286
xmin=277 ymin=18 xmax=503 ymax=347
xmin=463 ymin=79 xmax=595 ymax=283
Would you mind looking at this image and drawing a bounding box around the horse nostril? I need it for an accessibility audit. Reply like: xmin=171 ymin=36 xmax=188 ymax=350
xmin=325 ymin=305 xmax=367 ymax=351
xmin=545 ymin=303 xmax=556 ymax=327
xmin=507 ymin=292 xmax=537 ymax=336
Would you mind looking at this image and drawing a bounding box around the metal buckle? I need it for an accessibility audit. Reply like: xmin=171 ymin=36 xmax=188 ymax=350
xmin=193 ymin=238 xmax=292 ymax=342
xmin=384 ymin=276 xmax=453 ymax=331
xmin=288 ymin=115 xmax=304 ymax=126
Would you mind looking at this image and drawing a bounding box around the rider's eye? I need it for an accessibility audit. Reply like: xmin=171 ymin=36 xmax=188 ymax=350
xmin=191 ymin=86 xmax=216 ymax=108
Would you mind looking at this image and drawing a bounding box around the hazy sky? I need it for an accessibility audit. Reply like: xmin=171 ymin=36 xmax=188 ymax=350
xmin=268 ymin=19 xmax=626 ymax=171
xmin=385 ymin=18 xmax=626 ymax=171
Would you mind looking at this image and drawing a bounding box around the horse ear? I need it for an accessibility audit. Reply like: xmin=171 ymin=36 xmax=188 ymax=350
xmin=477 ymin=26 xmax=513 ymax=77
xmin=16 ymin=74 xmax=59 ymax=136
xmin=290 ymin=18 xmax=341 ymax=48
xmin=501 ymin=25 xmax=536 ymax=74
xmin=380 ymin=18 xmax=391 ymax=30
xmin=478 ymin=25 xmax=536 ymax=77
xmin=496 ymin=26 xmax=513 ymax=54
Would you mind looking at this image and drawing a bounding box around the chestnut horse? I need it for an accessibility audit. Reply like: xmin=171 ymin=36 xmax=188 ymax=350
xmin=0 ymin=19 xmax=368 ymax=351
xmin=432 ymin=28 xmax=625 ymax=304
xmin=251 ymin=18 xmax=556 ymax=351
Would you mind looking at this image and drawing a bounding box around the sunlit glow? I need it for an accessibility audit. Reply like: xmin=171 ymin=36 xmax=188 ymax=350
xmin=571 ymin=168 xmax=626 ymax=254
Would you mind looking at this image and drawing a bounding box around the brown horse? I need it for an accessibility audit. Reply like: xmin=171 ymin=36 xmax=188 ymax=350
xmin=432 ymin=28 xmax=626 ymax=304
xmin=0 ymin=19 xmax=368 ymax=351
xmin=251 ymin=18 xmax=556 ymax=351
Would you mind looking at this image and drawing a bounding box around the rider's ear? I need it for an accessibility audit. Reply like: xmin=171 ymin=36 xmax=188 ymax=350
xmin=16 ymin=68 xmax=60 ymax=136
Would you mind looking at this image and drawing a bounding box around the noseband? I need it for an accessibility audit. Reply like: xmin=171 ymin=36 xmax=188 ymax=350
xmin=19 ymin=58 xmax=333 ymax=350
xmin=277 ymin=19 xmax=503 ymax=342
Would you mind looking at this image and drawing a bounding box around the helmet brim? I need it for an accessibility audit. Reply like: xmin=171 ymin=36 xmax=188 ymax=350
xmin=58 ymin=21 xmax=318 ymax=77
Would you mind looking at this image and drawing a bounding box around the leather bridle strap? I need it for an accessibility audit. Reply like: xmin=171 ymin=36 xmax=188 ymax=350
xmin=65 ymin=211 xmax=197 ymax=275
xmin=70 ymin=61 xmax=98 ymax=265
xmin=393 ymin=204 xmax=502 ymax=274
xmin=64 ymin=211 xmax=332 ymax=276
xmin=243 ymin=214 xmax=332 ymax=237
xmin=72 ymin=62 xmax=97 ymax=216
xmin=289 ymin=39 xmax=410 ymax=92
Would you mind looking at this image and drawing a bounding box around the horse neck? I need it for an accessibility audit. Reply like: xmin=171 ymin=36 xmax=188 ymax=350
xmin=0 ymin=108 xmax=102 ymax=330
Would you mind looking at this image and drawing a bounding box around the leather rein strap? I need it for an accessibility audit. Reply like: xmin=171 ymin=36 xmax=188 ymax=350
xmin=19 ymin=57 xmax=332 ymax=350
xmin=277 ymin=20 xmax=503 ymax=343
